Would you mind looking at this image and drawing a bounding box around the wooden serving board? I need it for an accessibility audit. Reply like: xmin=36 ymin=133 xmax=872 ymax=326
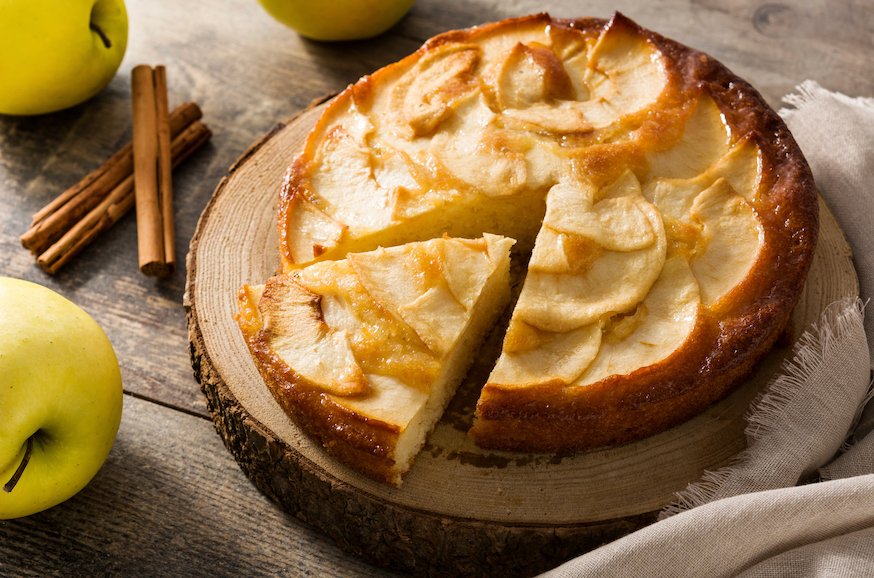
xmin=185 ymin=101 xmax=858 ymax=578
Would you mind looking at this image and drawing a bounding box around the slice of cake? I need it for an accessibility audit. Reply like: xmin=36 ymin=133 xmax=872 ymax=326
xmin=235 ymin=234 xmax=513 ymax=486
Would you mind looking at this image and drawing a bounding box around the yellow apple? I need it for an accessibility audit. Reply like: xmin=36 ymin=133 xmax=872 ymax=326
xmin=0 ymin=278 xmax=123 ymax=519
xmin=0 ymin=0 xmax=128 ymax=116
xmin=255 ymin=0 xmax=416 ymax=41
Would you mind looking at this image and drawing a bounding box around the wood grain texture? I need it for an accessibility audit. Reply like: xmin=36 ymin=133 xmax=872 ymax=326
xmin=0 ymin=394 xmax=404 ymax=577
xmin=185 ymin=101 xmax=857 ymax=576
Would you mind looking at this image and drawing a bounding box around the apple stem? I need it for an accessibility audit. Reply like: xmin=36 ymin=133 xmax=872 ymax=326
xmin=90 ymin=22 xmax=113 ymax=49
xmin=3 ymin=435 xmax=34 ymax=493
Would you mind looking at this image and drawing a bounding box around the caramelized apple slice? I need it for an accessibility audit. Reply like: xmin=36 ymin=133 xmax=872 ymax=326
xmin=517 ymin=171 xmax=667 ymax=332
xmin=688 ymin=178 xmax=764 ymax=305
xmin=544 ymin=171 xmax=658 ymax=252
xmin=555 ymin=38 xmax=591 ymax=102
xmin=280 ymin=192 xmax=347 ymax=270
xmin=397 ymin=285 xmax=469 ymax=357
xmin=643 ymin=137 xmax=763 ymax=221
xmin=576 ymin=254 xmax=702 ymax=386
xmin=346 ymin=244 xmax=434 ymax=334
xmin=374 ymin=148 xmax=422 ymax=203
xmin=391 ymin=43 xmax=482 ymax=137
xmin=292 ymin=259 xmax=441 ymax=392
xmin=528 ymin=225 xmax=603 ymax=274
xmin=254 ymin=275 xmax=368 ymax=396
xmin=518 ymin=242 xmax=666 ymax=333
xmin=708 ymin=135 xmax=763 ymax=202
xmin=441 ymin=235 xmax=506 ymax=309
xmin=489 ymin=41 xmax=592 ymax=133
xmin=501 ymin=104 xmax=592 ymax=134
xmin=490 ymin=322 xmax=602 ymax=387
xmin=349 ymin=235 xmax=515 ymax=356
xmin=646 ymin=93 xmax=732 ymax=180
xmin=564 ymin=15 xmax=668 ymax=128
xmin=312 ymin=126 xmax=395 ymax=229
xmin=430 ymin=93 xmax=529 ymax=197
xmin=493 ymin=41 xmax=576 ymax=109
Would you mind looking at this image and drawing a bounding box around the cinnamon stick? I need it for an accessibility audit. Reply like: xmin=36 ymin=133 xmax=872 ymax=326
xmin=23 ymin=147 xmax=133 ymax=256
xmin=36 ymin=121 xmax=212 ymax=274
xmin=44 ymin=192 xmax=137 ymax=275
xmin=29 ymin=144 xmax=129 ymax=228
xmin=131 ymin=64 xmax=167 ymax=277
xmin=38 ymin=174 xmax=134 ymax=272
xmin=21 ymin=101 xmax=202 ymax=255
xmin=154 ymin=65 xmax=176 ymax=273
xmin=168 ymin=121 xmax=213 ymax=170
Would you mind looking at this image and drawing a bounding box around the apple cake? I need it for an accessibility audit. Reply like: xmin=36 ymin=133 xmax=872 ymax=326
xmin=236 ymin=234 xmax=514 ymax=485
xmin=242 ymin=12 xmax=818 ymax=483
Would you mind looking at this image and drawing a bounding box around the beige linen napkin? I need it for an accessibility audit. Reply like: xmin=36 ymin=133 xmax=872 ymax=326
xmin=539 ymin=81 xmax=874 ymax=578
xmin=781 ymin=81 xmax=874 ymax=368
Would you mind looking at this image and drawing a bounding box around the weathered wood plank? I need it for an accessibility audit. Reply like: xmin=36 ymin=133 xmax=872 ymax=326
xmin=0 ymin=0 xmax=422 ymax=416
xmin=0 ymin=1 xmax=872 ymax=577
xmin=0 ymin=394 xmax=404 ymax=577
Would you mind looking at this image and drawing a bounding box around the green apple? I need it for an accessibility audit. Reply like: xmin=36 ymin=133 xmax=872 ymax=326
xmin=0 ymin=0 xmax=128 ymax=116
xmin=255 ymin=0 xmax=416 ymax=41
xmin=0 ymin=277 xmax=123 ymax=519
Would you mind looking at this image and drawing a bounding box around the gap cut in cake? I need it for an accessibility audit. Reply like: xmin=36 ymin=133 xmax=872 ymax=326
xmin=239 ymin=12 xmax=818 ymax=484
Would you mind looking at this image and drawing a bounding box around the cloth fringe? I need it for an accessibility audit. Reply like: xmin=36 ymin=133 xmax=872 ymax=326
xmin=746 ymin=298 xmax=866 ymax=444
xmin=659 ymin=297 xmax=867 ymax=519
xmin=779 ymin=80 xmax=874 ymax=122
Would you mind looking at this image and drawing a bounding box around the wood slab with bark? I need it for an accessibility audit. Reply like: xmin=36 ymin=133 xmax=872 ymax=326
xmin=185 ymin=102 xmax=858 ymax=577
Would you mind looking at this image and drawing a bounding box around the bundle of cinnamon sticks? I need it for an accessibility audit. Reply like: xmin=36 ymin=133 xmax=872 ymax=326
xmin=20 ymin=65 xmax=211 ymax=276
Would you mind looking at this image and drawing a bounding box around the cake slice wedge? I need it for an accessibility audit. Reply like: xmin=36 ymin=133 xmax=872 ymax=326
xmin=235 ymin=234 xmax=514 ymax=486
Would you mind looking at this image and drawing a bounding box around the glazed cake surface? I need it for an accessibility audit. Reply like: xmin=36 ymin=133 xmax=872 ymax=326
xmin=246 ymin=12 xmax=817 ymax=479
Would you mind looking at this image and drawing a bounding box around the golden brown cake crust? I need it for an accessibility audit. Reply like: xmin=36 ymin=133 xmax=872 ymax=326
xmin=270 ymin=12 xmax=818 ymax=457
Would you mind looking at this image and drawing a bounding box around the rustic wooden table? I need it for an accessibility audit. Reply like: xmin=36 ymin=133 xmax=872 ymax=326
xmin=1 ymin=0 xmax=871 ymax=576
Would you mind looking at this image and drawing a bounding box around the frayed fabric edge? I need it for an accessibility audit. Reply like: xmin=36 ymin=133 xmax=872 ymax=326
xmin=745 ymin=297 xmax=866 ymax=443
xmin=660 ymin=297 xmax=867 ymax=520
xmin=779 ymin=80 xmax=874 ymax=122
